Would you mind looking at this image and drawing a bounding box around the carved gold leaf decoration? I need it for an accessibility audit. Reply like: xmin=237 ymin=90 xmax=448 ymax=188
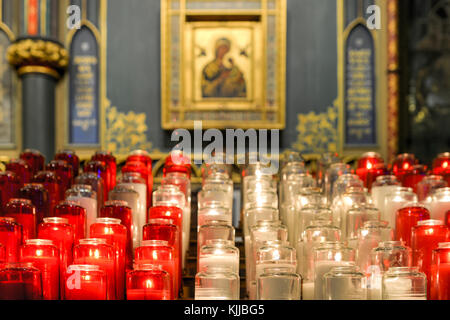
xmin=105 ymin=102 xmax=155 ymax=156
xmin=293 ymin=104 xmax=338 ymax=154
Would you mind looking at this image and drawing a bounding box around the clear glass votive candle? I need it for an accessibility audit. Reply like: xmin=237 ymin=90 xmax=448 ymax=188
xmin=199 ymin=239 xmax=239 ymax=275
xmin=323 ymin=265 xmax=367 ymax=300
xmin=382 ymin=267 xmax=427 ymax=300
xmin=257 ymin=267 xmax=301 ymax=300
xmin=195 ymin=266 xmax=239 ymax=300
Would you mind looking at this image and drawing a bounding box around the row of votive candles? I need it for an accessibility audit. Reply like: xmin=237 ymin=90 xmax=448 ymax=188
xmin=233 ymin=151 xmax=450 ymax=300
xmin=194 ymin=166 xmax=240 ymax=300
xmin=0 ymin=149 xmax=195 ymax=300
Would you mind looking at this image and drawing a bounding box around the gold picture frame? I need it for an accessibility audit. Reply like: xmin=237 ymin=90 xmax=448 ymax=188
xmin=161 ymin=0 xmax=286 ymax=130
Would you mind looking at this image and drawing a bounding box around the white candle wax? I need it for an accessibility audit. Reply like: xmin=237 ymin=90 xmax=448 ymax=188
xmin=302 ymin=282 xmax=315 ymax=300
xmin=255 ymin=263 xmax=296 ymax=280
xmin=199 ymin=254 xmax=239 ymax=274
xmin=429 ymin=200 xmax=450 ymax=222
xmin=314 ymin=260 xmax=354 ymax=300
xmin=67 ymin=196 xmax=97 ymax=237
xmin=117 ymin=182 xmax=147 ymax=247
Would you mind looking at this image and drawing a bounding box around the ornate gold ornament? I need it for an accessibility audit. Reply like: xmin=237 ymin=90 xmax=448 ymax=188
xmin=7 ymin=38 xmax=69 ymax=79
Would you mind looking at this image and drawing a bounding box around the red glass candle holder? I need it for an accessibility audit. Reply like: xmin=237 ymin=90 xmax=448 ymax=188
xmin=73 ymin=238 xmax=115 ymax=300
xmin=100 ymin=200 xmax=133 ymax=269
xmin=392 ymin=153 xmax=416 ymax=175
xmin=356 ymin=152 xmax=385 ymax=189
xmin=75 ymin=172 xmax=104 ymax=213
xmin=411 ymin=220 xmax=450 ymax=298
xmin=143 ymin=218 xmax=180 ymax=296
xmin=46 ymin=160 xmax=74 ymax=198
xmin=0 ymin=243 xmax=5 ymax=263
xmin=0 ymin=171 xmax=21 ymax=211
xmin=0 ymin=262 xmax=42 ymax=300
xmin=431 ymin=242 xmax=450 ymax=300
xmin=33 ymin=171 xmax=61 ymax=217
xmin=64 ymin=264 xmax=106 ymax=300
xmin=37 ymin=217 xmax=74 ymax=296
xmin=0 ymin=217 xmax=22 ymax=263
xmin=163 ymin=151 xmax=191 ymax=179
xmin=20 ymin=239 xmax=60 ymax=300
xmin=134 ymin=240 xmax=176 ymax=299
xmin=20 ymin=149 xmax=45 ymax=175
xmin=90 ymin=218 xmax=127 ymax=300
xmin=432 ymin=153 xmax=450 ymax=176
xmin=126 ymin=264 xmax=172 ymax=300
xmin=126 ymin=150 xmax=153 ymax=207
xmin=54 ymin=150 xmax=80 ymax=178
xmin=92 ymin=151 xmax=117 ymax=195
xmin=84 ymin=160 xmax=108 ymax=201
xmin=148 ymin=206 xmax=183 ymax=251
xmin=395 ymin=203 xmax=431 ymax=247
xmin=446 ymin=210 xmax=450 ymax=228
xmin=4 ymin=199 xmax=36 ymax=241
xmin=6 ymin=159 xmax=32 ymax=186
xmin=54 ymin=201 xmax=87 ymax=241
xmin=402 ymin=164 xmax=427 ymax=193
xmin=19 ymin=183 xmax=49 ymax=226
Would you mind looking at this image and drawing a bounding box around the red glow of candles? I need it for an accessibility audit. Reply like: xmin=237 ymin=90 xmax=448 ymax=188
xmin=446 ymin=210 xmax=450 ymax=228
xmin=73 ymin=238 xmax=116 ymax=300
xmin=0 ymin=243 xmax=4 ymax=263
xmin=20 ymin=239 xmax=60 ymax=300
xmin=0 ymin=262 xmax=42 ymax=300
xmin=55 ymin=150 xmax=80 ymax=178
xmin=20 ymin=149 xmax=45 ymax=175
xmin=75 ymin=172 xmax=105 ymax=213
xmin=90 ymin=218 xmax=127 ymax=300
xmin=431 ymin=242 xmax=450 ymax=300
xmin=411 ymin=220 xmax=450 ymax=298
xmin=64 ymin=265 xmax=107 ymax=300
xmin=0 ymin=217 xmax=22 ymax=263
xmin=92 ymin=152 xmax=117 ymax=195
xmin=135 ymin=240 xmax=176 ymax=299
xmin=0 ymin=171 xmax=21 ymax=211
xmin=3 ymin=199 xmax=36 ymax=241
xmin=356 ymin=153 xmax=386 ymax=190
xmin=395 ymin=204 xmax=431 ymax=247
xmin=54 ymin=201 xmax=86 ymax=241
xmin=392 ymin=153 xmax=417 ymax=183
xmin=432 ymin=153 xmax=450 ymax=176
xmin=84 ymin=161 xmax=108 ymax=201
xmin=401 ymin=164 xmax=427 ymax=193
xmin=163 ymin=152 xmax=191 ymax=179
xmin=19 ymin=183 xmax=49 ymax=226
xmin=99 ymin=200 xmax=133 ymax=269
xmin=148 ymin=206 xmax=183 ymax=253
xmin=126 ymin=150 xmax=153 ymax=208
xmin=38 ymin=217 xmax=74 ymax=297
xmin=33 ymin=171 xmax=61 ymax=217
xmin=46 ymin=160 xmax=74 ymax=198
xmin=126 ymin=264 xmax=172 ymax=300
xmin=6 ymin=159 xmax=32 ymax=185
xmin=143 ymin=218 xmax=181 ymax=296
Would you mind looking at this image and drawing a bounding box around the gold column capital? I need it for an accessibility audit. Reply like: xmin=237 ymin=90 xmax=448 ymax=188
xmin=7 ymin=37 xmax=69 ymax=79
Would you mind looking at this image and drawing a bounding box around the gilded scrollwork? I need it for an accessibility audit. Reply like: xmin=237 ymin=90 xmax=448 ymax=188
xmin=293 ymin=104 xmax=339 ymax=155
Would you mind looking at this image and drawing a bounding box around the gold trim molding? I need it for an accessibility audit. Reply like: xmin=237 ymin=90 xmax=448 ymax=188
xmin=7 ymin=38 xmax=69 ymax=78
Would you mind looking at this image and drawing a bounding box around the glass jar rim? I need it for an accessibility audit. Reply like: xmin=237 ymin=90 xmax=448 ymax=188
xmin=141 ymin=240 xmax=169 ymax=247
xmin=104 ymin=200 xmax=130 ymax=208
xmin=8 ymin=198 xmax=33 ymax=205
xmin=43 ymin=217 xmax=69 ymax=224
xmin=147 ymin=218 xmax=175 ymax=225
xmin=95 ymin=217 xmax=122 ymax=225
xmin=0 ymin=217 xmax=16 ymax=223
xmin=416 ymin=219 xmax=444 ymax=227
xmin=25 ymin=239 xmax=55 ymax=246
xmin=386 ymin=266 xmax=420 ymax=274
xmin=205 ymin=239 xmax=234 ymax=246
xmin=437 ymin=242 xmax=450 ymax=249
xmin=377 ymin=240 xmax=406 ymax=248
xmin=67 ymin=264 xmax=101 ymax=272
xmin=78 ymin=238 xmax=108 ymax=245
